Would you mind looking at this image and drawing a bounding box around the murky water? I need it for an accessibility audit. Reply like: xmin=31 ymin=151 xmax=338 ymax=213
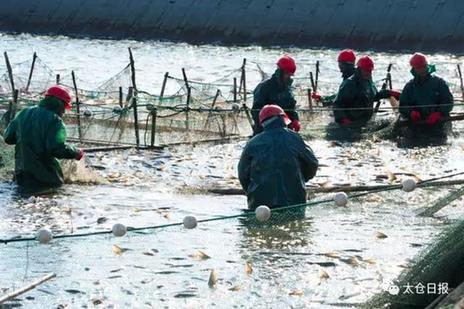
xmin=1 ymin=34 xmax=464 ymax=308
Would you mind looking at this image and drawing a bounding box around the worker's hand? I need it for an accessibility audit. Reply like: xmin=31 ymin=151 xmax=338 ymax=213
xmin=311 ymin=92 xmax=322 ymax=101
xmin=339 ymin=118 xmax=352 ymax=126
xmin=410 ymin=111 xmax=422 ymax=123
xmin=388 ymin=90 xmax=401 ymax=100
xmin=426 ymin=112 xmax=443 ymax=126
xmin=75 ymin=149 xmax=85 ymax=161
xmin=288 ymin=119 xmax=301 ymax=132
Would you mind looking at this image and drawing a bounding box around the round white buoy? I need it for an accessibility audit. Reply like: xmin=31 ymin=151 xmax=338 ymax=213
xmin=183 ymin=216 xmax=197 ymax=229
xmin=402 ymin=178 xmax=417 ymax=192
xmin=83 ymin=110 xmax=92 ymax=117
xmin=36 ymin=229 xmax=53 ymax=244
xmin=334 ymin=192 xmax=348 ymax=207
xmin=255 ymin=205 xmax=271 ymax=222
xmin=112 ymin=223 xmax=127 ymax=237
xmin=231 ymin=103 xmax=240 ymax=112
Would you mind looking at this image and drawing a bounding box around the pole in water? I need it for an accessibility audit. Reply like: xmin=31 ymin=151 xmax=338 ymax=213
xmin=241 ymin=58 xmax=247 ymax=101
xmin=150 ymin=108 xmax=157 ymax=148
xmin=204 ymin=89 xmax=220 ymax=130
xmin=3 ymin=51 xmax=15 ymax=95
xmin=71 ymin=71 xmax=83 ymax=142
xmin=25 ymin=52 xmax=37 ymax=93
xmin=307 ymin=88 xmax=313 ymax=112
xmin=457 ymin=64 xmax=464 ymax=101
xmin=315 ymin=61 xmax=320 ymax=92
xmin=160 ymin=72 xmax=169 ymax=101
xmin=56 ymin=74 xmax=60 ymax=85
xmin=182 ymin=68 xmax=189 ymax=90
xmin=119 ymin=86 xmax=123 ymax=108
xmin=233 ymin=77 xmax=237 ymax=102
xmin=128 ymin=48 xmax=140 ymax=147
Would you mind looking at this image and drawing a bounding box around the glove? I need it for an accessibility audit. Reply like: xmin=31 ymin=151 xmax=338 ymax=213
xmin=388 ymin=90 xmax=401 ymax=100
xmin=410 ymin=111 xmax=422 ymax=123
xmin=426 ymin=112 xmax=443 ymax=126
xmin=288 ymin=119 xmax=301 ymax=132
xmin=311 ymin=92 xmax=322 ymax=101
xmin=75 ymin=149 xmax=85 ymax=161
xmin=339 ymin=118 xmax=352 ymax=126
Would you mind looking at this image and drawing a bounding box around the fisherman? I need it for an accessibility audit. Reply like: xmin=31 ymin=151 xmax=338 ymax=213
xmin=333 ymin=55 xmax=400 ymax=127
xmin=238 ymin=104 xmax=319 ymax=211
xmin=311 ymin=49 xmax=357 ymax=105
xmin=4 ymin=85 xmax=84 ymax=195
xmin=399 ymin=53 xmax=454 ymax=128
xmin=251 ymin=55 xmax=300 ymax=135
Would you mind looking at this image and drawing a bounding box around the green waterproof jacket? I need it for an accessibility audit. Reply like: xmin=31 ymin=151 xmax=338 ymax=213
xmin=238 ymin=117 xmax=319 ymax=210
xmin=252 ymin=69 xmax=298 ymax=134
xmin=333 ymin=69 xmax=390 ymax=125
xmin=3 ymin=97 xmax=79 ymax=192
xmin=320 ymin=64 xmax=356 ymax=106
xmin=399 ymin=68 xmax=453 ymax=119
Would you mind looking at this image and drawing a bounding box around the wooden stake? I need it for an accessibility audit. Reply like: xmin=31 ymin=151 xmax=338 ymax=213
xmin=56 ymin=74 xmax=60 ymax=85
xmin=3 ymin=51 xmax=15 ymax=94
xmin=307 ymin=88 xmax=313 ymax=112
xmin=315 ymin=61 xmax=320 ymax=92
xmin=150 ymin=108 xmax=157 ymax=148
xmin=160 ymin=72 xmax=169 ymax=101
xmin=309 ymin=72 xmax=316 ymax=92
xmin=233 ymin=77 xmax=237 ymax=102
xmin=71 ymin=71 xmax=82 ymax=142
xmin=186 ymin=86 xmax=191 ymax=133
xmin=25 ymin=52 xmax=37 ymax=93
xmin=0 ymin=273 xmax=56 ymax=305
xmin=119 ymin=87 xmax=123 ymax=108
xmin=204 ymin=89 xmax=220 ymax=130
xmin=128 ymin=48 xmax=140 ymax=148
xmin=457 ymin=64 xmax=464 ymax=101
xmin=182 ymin=68 xmax=189 ymax=90
xmin=241 ymin=58 xmax=247 ymax=101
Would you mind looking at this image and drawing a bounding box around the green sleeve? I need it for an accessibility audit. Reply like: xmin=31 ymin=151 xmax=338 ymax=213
xmin=3 ymin=114 xmax=18 ymax=145
xmin=251 ymin=83 xmax=268 ymax=126
xmin=438 ymin=79 xmax=453 ymax=116
xmin=285 ymin=94 xmax=299 ymax=121
xmin=399 ymin=83 xmax=413 ymax=118
xmin=238 ymin=145 xmax=251 ymax=192
xmin=47 ymin=119 xmax=79 ymax=159
xmin=296 ymin=136 xmax=319 ymax=181
xmin=333 ymin=80 xmax=356 ymax=121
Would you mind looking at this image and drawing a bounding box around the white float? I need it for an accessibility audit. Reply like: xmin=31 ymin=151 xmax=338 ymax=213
xmin=255 ymin=205 xmax=271 ymax=222
xmin=334 ymin=192 xmax=348 ymax=206
xmin=402 ymin=178 xmax=417 ymax=192
xmin=183 ymin=216 xmax=198 ymax=229
xmin=112 ymin=223 xmax=127 ymax=237
xmin=36 ymin=229 xmax=53 ymax=244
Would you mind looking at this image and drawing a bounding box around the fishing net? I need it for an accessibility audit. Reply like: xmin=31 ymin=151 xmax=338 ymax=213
xmin=364 ymin=187 xmax=464 ymax=309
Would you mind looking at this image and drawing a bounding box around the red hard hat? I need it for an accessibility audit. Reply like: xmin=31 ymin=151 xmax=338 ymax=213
xmin=338 ymin=49 xmax=356 ymax=63
xmin=277 ymin=55 xmax=296 ymax=75
xmin=357 ymin=56 xmax=374 ymax=72
xmin=259 ymin=104 xmax=290 ymax=125
xmin=45 ymin=85 xmax=72 ymax=110
xmin=410 ymin=53 xmax=428 ymax=69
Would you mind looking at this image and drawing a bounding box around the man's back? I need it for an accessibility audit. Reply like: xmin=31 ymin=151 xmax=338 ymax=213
xmin=238 ymin=120 xmax=318 ymax=210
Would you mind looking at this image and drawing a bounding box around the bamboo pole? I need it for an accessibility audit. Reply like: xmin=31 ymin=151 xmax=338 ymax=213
xmin=71 ymin=71 xmax=82 ymax=142
xmin=307 ymin=88 xmax=313 ymax=112
xmin=206 ymin=179 xmax=464 ymax=196
xmin=315 ymin=61 xmax=320 ymax=92
xmin=0 ymin=273 xmax=56 ymax=305
xmin=4 ymin=51 xmax=15 ymax=95
xmin=233 ymin=77 xmax=237 ymax=102
xmin=186 ymin=86 xmax=191 ymax=134
xmin=150 ymin=108 xmax=157 ymax=148
xmin=240 ymin=58 xmax=247 ymax=101
xmin=181 ymin=68 xmax=189 ymax=90
xmin=457 ymin=64 xmax=464 ymax=101
xmin=160 ymin=72 xmax=169 ymax=101
xmin=204 ymin=89 xmax=220 ymax=130
xmin=119 ymin=87 xmax=123 ymax=108
xmin=128 ymin=48 xmax=140 ymax=148
xmin=25 ymin=52 xmax=37 ymax=93
xmin=56 ymin=74 xmax=60 ymax=85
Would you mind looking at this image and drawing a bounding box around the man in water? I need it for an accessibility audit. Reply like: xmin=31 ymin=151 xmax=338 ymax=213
xmin=252 ymin=55 xmax=300 ymax=135
xmin=4 ymin=85 xmax=84 ymax=195
xmin=238 ymin=104 xmax=319 ymax=210
xmin=312 ymin=49 xmax=357 ymax=105
xmin=333 ymin=55 xmax=400 ymax=127
xmin=399 ymin=53 xmax=453 ymax=128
